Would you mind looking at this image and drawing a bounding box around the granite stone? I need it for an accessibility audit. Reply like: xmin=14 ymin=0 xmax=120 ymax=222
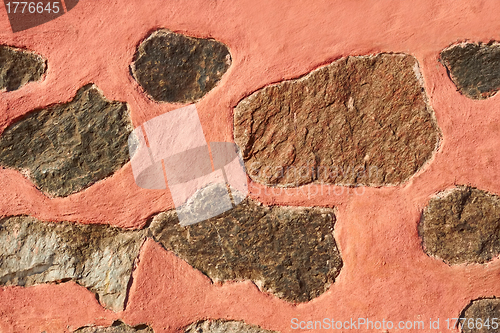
xmin=234 ymin=53 xmax=439 ymax=187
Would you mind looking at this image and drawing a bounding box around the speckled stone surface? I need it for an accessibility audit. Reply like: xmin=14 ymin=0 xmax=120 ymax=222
xmin=440 ymin=42 xmax=500 ymax=99
xmin=74 ymin=321 xmax=154 ymax=333
xmin=184 ymin=320 xmax=278 ymax=333
xmin=460 ymin=298 xmax=500 ymax=333
xmin=234 ymin=53 xmax=439 ymax=187
xmin=0 ymin=45 xmax=46 ymax=91
xmin=419 ymin=186 xmax=500 ymax=265
xmin=150 ymin=197 xmax=342 ymax=303
xmin=131 ymin=30 xmax=231 ymax=103
xmin=0 ymin=84 xmax=133 ymax=197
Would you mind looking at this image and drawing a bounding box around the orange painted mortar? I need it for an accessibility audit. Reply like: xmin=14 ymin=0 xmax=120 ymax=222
xmin=1 ymin=0 xmax=500 ymax=332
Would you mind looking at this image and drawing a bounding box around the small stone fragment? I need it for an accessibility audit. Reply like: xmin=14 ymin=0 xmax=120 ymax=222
xmin=460 ymin=298 xmax=500 ymax=333
xmin=419 ymin=186 xmax=500 ymax=265
xmin=74 ymin=321 xmax=154 ymax=333
xmin=0 ymin=216 xmax=146 ymax=311
xmin=131 ymin=30 xmax=231 ymax=103
xmin=234 ymin=53 xmax=439 ymax=187
xmin=0 ymin=45 xmax=46 ymax=91
xmin=184 ymin=320 xmax=278 ymax=333
xmin=150 ymin=196 xmax=342 ymax=303
xmin=0 ymin=84 xmax=133 ymax=197
xmin=440 ymin=42 xmax=500 ymax=99
xmin=174 ymin=182 xmax=245 ymax=227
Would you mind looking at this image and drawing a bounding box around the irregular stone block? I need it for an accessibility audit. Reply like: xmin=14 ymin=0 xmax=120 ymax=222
xmin=74 ymin=321 xmax=153 ymax=333
xmin=460 ymin=298 xmax=500 ymax=333
xmin=419 ymin=186 xmax=500 ymax=265
xmin=0 ymin=45 xmax=46 ymax=91
xmin=131 ymin=30 xmax=231 ymax=103
xmin=0 ymin=216 xmax=146 ymax=311
xmin=150 ymin=195 xmax=342 ymax=303
xmin=184 ymin=320 xmax=278 ymax=333
xmin=440 ymin=42 xmax=500 ymax=99
xmin=234 ymin=53 xmax=439 ymax=187
xmin=0 ymin=84 xmax=133 ymax=197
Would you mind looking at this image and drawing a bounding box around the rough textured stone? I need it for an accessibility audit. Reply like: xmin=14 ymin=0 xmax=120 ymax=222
xmin=74 ymin=321 xmax=154 ymax=333
xmin=234 ymin=53 xmax=439 ymax=187
xmin=175 ymin=182 xmax=246 ymax=227
xmin=131 ymin=30 xmax=231 ymax=103
xmin=0 ymin=84 xmax=133 ymax=197
xmin=440 ymin=42 xmax=500 ymax=99
xmin=184 ymin=320 xmax=278 ymax=333
xmin=0 ymin=45 xmax=46 ymax=91
xmin=0 ymin=216 xmax=146 ymax=311
xmin=419 ymin=186 xmax=500 ymax=265
xmin=460 ymin=298 xmax=500 ymax=333
xmin=150 ymin=196 xmax=342 ymax=303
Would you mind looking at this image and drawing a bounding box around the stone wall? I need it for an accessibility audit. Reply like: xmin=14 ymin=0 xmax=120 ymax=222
xmin=1 ymin=1 xmax=500 ymax=332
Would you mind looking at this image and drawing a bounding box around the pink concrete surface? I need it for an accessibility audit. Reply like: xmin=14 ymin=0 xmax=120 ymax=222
xmin=1 ymin=0 xmax=500 ymax=332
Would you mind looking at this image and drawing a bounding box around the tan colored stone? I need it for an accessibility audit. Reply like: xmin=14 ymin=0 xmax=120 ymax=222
xmin=0 ymin=216 xmax=146 ymax=311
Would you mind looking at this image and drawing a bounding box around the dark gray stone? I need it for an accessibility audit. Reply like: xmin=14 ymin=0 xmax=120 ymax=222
xmin=234 ymin=53 xmax=440 ymax=187
xmin=440 ymin=42 xmax=500 ymax=99
xmin=0 ymin=45 xmax=46 ymax=91
xmin=0 ymin=216 xmax=146 ymax=311
xmin=460 ymin=298 xmax=500 ymax=333
xmin=150 ymin=197 xmax=342 ymax=303
xmin=184 ymin=320 xmax=278 ymax=333
xmin=74 ymin=321 xmax=153 ymax=333
xmin=131 ymin=30 xmax=231 ymax=103
xmin=0 ymin=84 xmax=133 ymax=197
xmin=419 ymin=186 xmax=500 ymax=265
